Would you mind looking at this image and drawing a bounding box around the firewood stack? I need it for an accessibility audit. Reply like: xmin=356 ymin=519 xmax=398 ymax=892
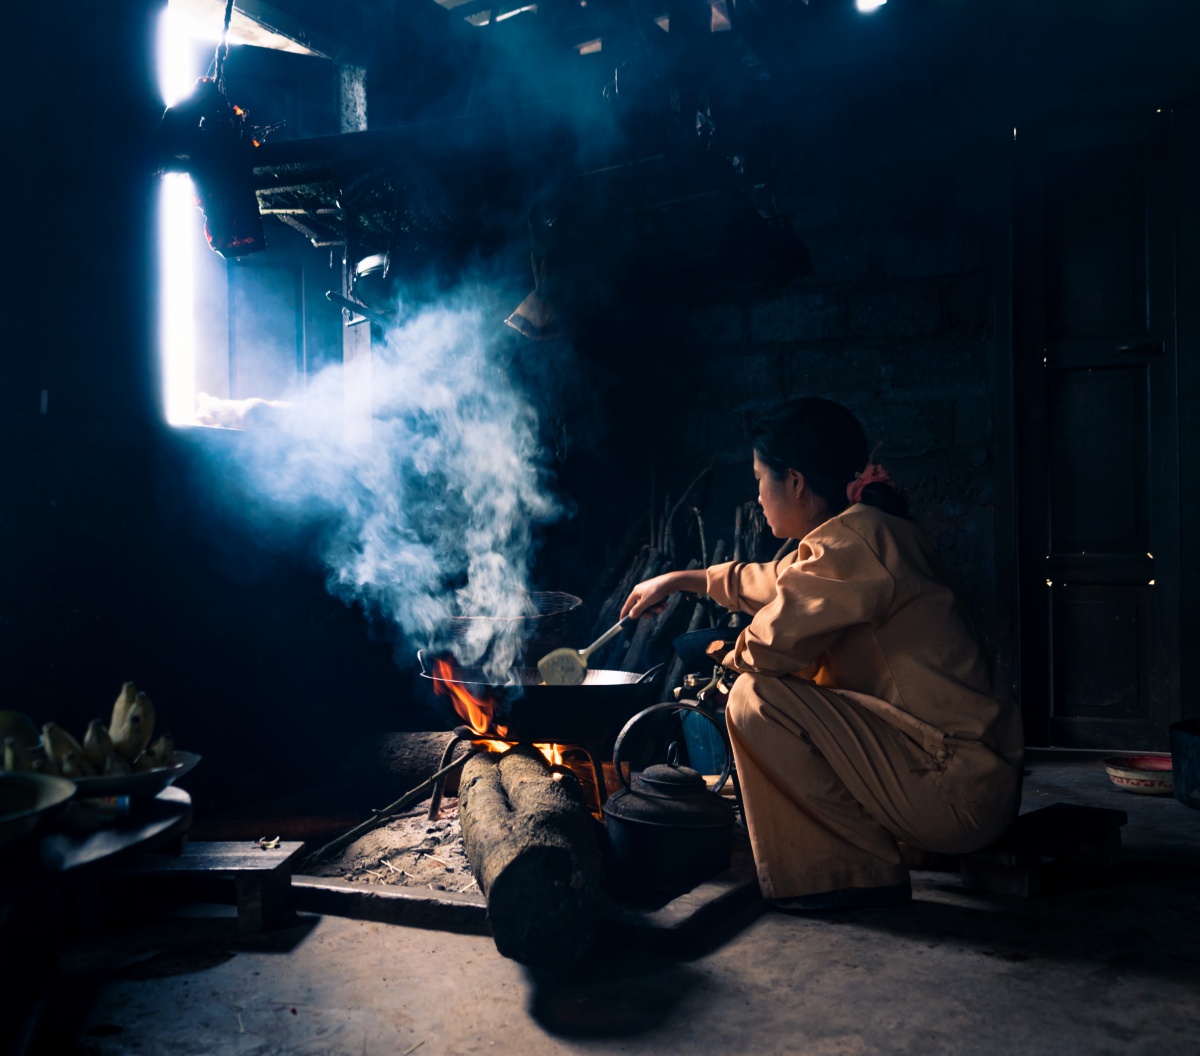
xmin=458 ymin=746 xmax=602 ymax=967
xmin=583 ymin=478 xmax=783 ymax=690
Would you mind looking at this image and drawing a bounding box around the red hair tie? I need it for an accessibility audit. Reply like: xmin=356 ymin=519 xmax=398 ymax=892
xmin=846 ymin=445 xmax=896 ymax=505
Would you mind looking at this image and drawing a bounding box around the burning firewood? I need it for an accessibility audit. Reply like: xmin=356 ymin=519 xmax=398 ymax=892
xmin=458 ymin=746 xmax=602 ymax=967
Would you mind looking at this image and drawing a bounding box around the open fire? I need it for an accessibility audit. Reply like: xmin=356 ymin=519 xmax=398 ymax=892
xmin=430 ymin=658 xmax=564 ymax=767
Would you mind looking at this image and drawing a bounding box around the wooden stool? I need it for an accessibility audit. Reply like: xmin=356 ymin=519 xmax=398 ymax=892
xmin=960 ymin=803 xmax=1127 ymax=898
xmin=115 ymin=840 xmax=305 ymax=933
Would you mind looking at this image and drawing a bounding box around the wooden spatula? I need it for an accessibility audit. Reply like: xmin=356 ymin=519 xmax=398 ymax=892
xmin=537 ymin=617 xmax=634 ymax=686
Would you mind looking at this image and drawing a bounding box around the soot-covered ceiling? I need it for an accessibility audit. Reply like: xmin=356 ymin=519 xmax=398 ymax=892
xmin=160 ymin=1 xmax=977 ymax=319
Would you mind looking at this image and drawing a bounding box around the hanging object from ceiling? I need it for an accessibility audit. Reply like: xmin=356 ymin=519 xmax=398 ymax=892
xmin=154 ymin=0 xmax=275 ymax=259
xmin=505 ymin=213 xmax=565 ymax=341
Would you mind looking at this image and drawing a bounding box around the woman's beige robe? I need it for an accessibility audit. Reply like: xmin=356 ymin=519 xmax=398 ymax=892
xmin=705 ymin=504 xmax=1024 ymax=899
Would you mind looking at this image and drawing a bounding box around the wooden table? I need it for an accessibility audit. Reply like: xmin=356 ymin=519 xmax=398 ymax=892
xmin=111 ymin=839 xmax=305 ymax=934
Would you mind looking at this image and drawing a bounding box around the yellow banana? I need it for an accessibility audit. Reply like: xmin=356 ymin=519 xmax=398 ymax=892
xmin=109 ymin=682 xmax=137 ymax=735
xmin=82 ymin=719 xmax=114 ymax=770
xmin=42 ymin=723 xmax=94 ymax=775
xmin=110 ymin=691 xmax=156 ymax=761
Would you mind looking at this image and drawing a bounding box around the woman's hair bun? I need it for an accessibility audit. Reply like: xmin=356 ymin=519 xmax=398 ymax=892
xmin=751 ymin=397 xmax=908 ymax=518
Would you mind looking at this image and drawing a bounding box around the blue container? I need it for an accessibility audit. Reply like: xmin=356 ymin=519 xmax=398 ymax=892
xmin=1168 ymin=718 xmax=1200 ymax=811
xmin=680 ymin=706 xmax=729 ymax=776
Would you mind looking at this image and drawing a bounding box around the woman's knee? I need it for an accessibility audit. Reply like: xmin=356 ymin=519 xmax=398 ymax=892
xmin=726 ymin=672 xmax=775 ymax=730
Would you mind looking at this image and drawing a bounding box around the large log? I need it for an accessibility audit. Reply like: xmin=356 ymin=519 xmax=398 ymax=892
xmin=459 ymin=747 xmax=602 ymax=966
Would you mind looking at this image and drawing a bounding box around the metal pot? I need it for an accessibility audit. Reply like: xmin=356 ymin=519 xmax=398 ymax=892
xmin=417 ymin=651 xmax=663 ymax=750
xmin=603 ymin=703 xmax=735 ymax=894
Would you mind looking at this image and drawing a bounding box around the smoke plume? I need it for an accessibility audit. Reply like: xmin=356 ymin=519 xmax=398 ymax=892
xmin=220 ymin=292 xmax=563 ymax=681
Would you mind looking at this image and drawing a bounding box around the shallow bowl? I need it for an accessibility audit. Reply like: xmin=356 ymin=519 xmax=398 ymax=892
xmin=1101 ymin=754 xmax=1174 ymax=796
xmin=68 ymin=751 xmax=202 ymax=799
xmin=0 ymin=772 xmax=76 ymax=849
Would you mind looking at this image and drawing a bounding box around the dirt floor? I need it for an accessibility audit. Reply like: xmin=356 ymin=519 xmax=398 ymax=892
xmin=306 ymin=802 xmax=478 ymax=895
xmin=44 ymin=755 xmax=1200 ymax=1056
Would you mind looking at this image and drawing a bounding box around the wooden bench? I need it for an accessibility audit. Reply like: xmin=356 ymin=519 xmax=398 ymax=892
xmin=114 ymin=840 xmax=306 ymax=933
xmin=959 ymin=803 xmax=1127 ymax=898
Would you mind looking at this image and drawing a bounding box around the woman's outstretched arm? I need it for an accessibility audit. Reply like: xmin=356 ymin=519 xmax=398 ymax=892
xmin=621 ymin=569 xmax=708 ymax=620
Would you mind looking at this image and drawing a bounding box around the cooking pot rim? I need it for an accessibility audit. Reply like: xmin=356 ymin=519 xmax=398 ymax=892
xmin=417 ymin=650 xmax=661 ymax=688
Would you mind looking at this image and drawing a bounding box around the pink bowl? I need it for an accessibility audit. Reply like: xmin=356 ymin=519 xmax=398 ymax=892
xmin=1101 ymin=754 xmax=1174 ymax=796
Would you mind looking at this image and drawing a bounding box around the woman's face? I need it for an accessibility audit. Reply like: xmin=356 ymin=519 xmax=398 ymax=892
xmin=753 ymin=450 xmax=805 ymax=539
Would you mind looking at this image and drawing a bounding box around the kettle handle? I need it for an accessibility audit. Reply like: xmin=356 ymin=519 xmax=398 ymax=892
xmin=611 ymin=702 xmax=733 ymax=794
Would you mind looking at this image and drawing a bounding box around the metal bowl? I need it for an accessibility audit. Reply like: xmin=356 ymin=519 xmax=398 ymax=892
xmin=1101 ymin=754 xmax=1174 ymax=796
xmin=0 ymin=772 xmax=76 ymax=850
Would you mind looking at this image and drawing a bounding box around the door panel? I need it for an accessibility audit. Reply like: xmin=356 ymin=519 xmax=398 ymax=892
xmin=1046 ymin=366 xmax=1146 ymax=553
xmin=1015 ymin=111 xmax=1180 ymax=749
xmin=1051 ymin=586 xmax=1149 ymax=719
xmin=1045 ymin=144 xmax=1146 ymax=334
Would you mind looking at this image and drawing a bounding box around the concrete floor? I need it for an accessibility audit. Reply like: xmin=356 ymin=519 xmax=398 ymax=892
xmin=59 ymin=756 xmax=1200 ymax=1056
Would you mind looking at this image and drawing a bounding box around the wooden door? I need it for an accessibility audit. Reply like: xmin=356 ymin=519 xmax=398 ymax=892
xmin=1014 ymin=110 xmax=1180 ymax=749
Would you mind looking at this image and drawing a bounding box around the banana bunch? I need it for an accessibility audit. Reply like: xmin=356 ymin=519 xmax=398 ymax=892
xmin=2 ymin=682 xmax=181 ymax=778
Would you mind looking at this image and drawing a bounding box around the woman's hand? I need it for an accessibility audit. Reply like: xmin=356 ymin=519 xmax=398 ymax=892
xmin=620 ymin=569 xmax=708 ymax=620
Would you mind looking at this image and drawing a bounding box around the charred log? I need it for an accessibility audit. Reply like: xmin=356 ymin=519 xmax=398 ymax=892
xmin=459 ymin=747 xmax=602 ymax=967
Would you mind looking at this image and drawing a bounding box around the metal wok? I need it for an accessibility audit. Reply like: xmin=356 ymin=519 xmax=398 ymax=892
xmin=418 ymin=651 xmax=664 ymax=750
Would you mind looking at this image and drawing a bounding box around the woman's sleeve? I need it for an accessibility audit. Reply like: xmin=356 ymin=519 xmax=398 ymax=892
xmin=705 ymin=558 xmax=790 ymax=614
xmin=718 ymin=530 xmax=896 ymax=676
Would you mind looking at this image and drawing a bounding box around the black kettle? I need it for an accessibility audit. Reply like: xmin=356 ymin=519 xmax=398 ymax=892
xmin=603 ymin=703 xmax=736 ymax=893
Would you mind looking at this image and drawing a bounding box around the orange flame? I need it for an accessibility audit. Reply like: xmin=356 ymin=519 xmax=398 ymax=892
xmin=534 ymin=743 xmax=564 ymax=767
xmin=430 ymin=658 xmax=564 ymax=767
xmin=431 ymin=658 xmax=509 ymax=738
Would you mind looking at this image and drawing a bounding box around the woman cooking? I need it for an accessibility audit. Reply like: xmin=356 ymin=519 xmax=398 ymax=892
xmin=620 ymin=397 xmax=1024 ymax=911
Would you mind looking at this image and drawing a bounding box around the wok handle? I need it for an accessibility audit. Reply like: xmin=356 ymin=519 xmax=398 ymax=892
xmin=416 ymin=649 xmax=434 ymax=676
xmin=611 ymin=702 xmax=733 ymax=794
xmin=635 ymin=663 xmax=665 ymax=685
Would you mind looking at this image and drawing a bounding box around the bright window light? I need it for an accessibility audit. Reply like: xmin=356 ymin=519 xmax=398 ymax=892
xmin=856 ymin=0 xmax=887 ymax=12
xmin=159 ymin=5 xmax=199 ymax=108
xmin=159 ymin=174 xmax=197 ymax=426
xmin=157 ymin=4 xmax=201 ymax=426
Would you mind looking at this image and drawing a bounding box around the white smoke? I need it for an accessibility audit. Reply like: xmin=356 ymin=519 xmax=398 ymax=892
xmin=222 ymin=293 xmax=563 ymax=681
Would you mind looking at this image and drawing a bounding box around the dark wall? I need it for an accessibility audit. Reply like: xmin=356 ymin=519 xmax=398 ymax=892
xmin=1179 ymin=109 xmax=1200 ymax=725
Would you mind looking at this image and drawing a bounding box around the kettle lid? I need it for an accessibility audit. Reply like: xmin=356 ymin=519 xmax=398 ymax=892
xmin=634 ymin=742 xmax=706 ymax=794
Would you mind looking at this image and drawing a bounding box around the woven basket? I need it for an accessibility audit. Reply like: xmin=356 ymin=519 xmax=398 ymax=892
xmin=444 ymin=591 xmax=583 ymax=665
